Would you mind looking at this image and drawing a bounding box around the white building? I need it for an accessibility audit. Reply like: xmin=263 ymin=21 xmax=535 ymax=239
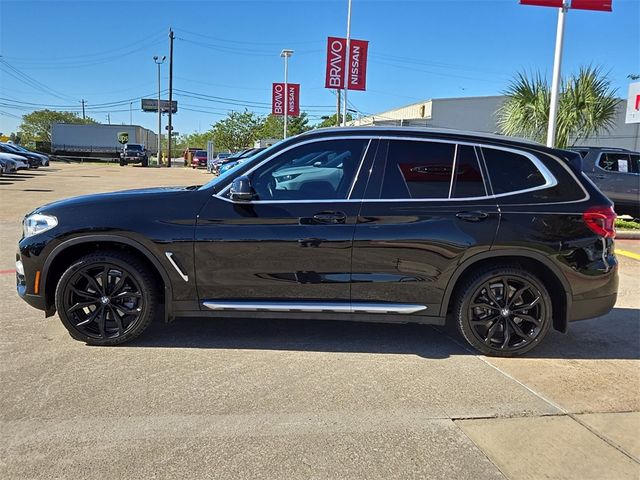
xmin=350 ymin=95 xmax=640 ymax=151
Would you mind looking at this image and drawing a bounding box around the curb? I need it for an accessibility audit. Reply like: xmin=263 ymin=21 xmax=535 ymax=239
xmin=617 ymin=230 xmax=640 ymax=240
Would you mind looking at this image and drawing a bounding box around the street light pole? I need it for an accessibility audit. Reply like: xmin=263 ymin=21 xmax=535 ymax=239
xmin=342 ymin=0 xmax=352 ymax=127
xmin=153 ymin=55 xmax=166 ymax=164
xmin=546 ymin=3 xmax=568 ymax=148
xmin=280 ymin=49 xmax=294 ymax=139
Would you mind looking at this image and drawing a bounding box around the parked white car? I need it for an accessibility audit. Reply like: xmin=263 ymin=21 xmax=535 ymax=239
xmin=0 ymin=152 xmax=29 ymax=170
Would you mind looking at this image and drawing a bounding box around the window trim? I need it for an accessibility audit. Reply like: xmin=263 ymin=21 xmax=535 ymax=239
xmin=215 ymin=136 xmax=373 ymax=204
xmin=214 ymin=135 xmax=560 ymax=204
xmin=363 ymin=137 xmax=557 ymax=202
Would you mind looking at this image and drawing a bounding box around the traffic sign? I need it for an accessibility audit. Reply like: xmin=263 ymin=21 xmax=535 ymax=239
xmin=141 ymin=99 xmax=178 ymax=113
xmin=625 ymin=82 xmax=640 ymax=124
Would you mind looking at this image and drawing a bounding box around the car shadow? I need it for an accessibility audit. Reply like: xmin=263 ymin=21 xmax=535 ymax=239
xmin=126 ymin=307 xmax=639 ymax=360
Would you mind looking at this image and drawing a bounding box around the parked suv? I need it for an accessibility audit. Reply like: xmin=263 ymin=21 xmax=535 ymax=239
xmin=16 ymin=127 xmax=618 ymax=356
xmin=120 ymin=143 xmax=148 ymax=167
xmin=570 ymin=147 xmax=639 ymax=217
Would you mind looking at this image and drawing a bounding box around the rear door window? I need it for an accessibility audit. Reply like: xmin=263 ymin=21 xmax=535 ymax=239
xmin=381 ymin=140 xmax=455 ymax=199
xmin=599 ymin=152 xmax=632 ymax=173
xmin=451 ymin=145 xmax=486 ymax=198
xmin=481 ymin=147 xmax=547 ymax=195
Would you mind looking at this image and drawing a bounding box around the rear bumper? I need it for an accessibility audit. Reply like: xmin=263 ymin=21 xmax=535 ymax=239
xmin=568 ymin=292 xmax=617 ymax=322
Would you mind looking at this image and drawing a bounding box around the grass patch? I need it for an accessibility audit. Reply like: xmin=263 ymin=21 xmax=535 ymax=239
xmin=616 ymin=218 xmax=640 ymax=230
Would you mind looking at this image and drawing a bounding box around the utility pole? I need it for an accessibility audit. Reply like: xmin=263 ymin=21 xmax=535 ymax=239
xmin=106 ymin=113 xmax=111 ymax=125
xmin=167 ymin=28 xmax=175 ymax=167
xmin=342 ymin=0 xmax=352 ymax=127
xmin=129 ymin=102 xmax=133 ymax=125
xmin=80 ymin=99 xmax=86 ymax=120
xmin=153 ymin=55 xmax=166 ymax=164
xmin=336 ymin=90 xmax=341 ymax=126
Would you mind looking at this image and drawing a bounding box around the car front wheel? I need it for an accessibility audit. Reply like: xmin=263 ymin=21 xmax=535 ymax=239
xmin=453 ymin=266 xmax=552 ymax=357
xmin=55 ymin=251 xmax=157 ymax=345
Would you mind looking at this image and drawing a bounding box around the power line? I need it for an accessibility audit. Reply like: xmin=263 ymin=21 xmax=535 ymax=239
xmin=0 ymin=59 xmax=76 ymax=102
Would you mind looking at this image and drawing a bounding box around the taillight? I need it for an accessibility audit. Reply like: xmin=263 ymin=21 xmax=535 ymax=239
xmin=583 ymin=205 xmax=616 ymax=238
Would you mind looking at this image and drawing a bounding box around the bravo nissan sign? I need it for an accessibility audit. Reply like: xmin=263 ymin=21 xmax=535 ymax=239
xmin=272 ymin=83 xmax=300 ymax=117
xmin=325 ymin=36 xmax=369 ymax=91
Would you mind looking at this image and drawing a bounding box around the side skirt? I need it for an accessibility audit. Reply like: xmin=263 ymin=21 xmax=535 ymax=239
xmin=170 ymin=309 xmax=446 ymax=326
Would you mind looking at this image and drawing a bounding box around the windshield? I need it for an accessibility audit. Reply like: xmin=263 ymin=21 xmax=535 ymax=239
xmin=199 ymin=140 xmax=285 ymax=191
xmin=126 ymin=144 xmax=143 ymax=151
xmin=195 ymin=151 xmax=207 ymax=157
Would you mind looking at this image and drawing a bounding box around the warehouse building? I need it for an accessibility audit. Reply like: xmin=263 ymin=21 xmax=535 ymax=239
xmin=350 ymin=95 xmax=640 ymax=150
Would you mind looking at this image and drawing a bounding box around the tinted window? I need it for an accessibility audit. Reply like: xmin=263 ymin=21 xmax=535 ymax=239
xmin=452 ymin=145 xmax=486 ymax=198
xmin=599 ymin=153 xmax=632 ymax=173
xmin=381 ymin=140 xmax=455 ymax=199
xmin=249 ymin=139 xmax=368 ymax=200
xmin=629 ymin=155 xmax=640 ymax=174
xmin=482 ymin=147 xmax=546 ymax=195
xmin=195 ymin=151 xmax=207 ymax=156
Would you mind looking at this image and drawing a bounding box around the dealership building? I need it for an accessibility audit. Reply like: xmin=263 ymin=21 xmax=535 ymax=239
xmin=349 ymin=95 xmax=640 ymax=151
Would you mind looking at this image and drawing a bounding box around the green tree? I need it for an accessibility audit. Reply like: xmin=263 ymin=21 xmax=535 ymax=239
xmin=288 ymin=112 xmax=311 ymax=136
xmin=258 ymin=112 xmax=312 ymax=139
xmin=212 ymin=110 xmax=263 ymax=151
xmin=18 ymin=109 xmax=96 ymax=145
xmin=258 ymin=114 xmax=284 ymax=140
xmin=497 ymin=66 xmax=619 ymax=148
xmin=316 ymin=113 xmax=353 ymax=128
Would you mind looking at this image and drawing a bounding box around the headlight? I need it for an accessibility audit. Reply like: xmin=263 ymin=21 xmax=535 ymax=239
xmin=23 ymin=213 xmax=58 ymax=238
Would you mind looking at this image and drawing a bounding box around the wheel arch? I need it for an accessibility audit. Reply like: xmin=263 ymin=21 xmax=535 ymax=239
xmin=42 ymin=235 xmax=173 ymax=321
xmin=441 ymin=250 xmax=571 ymax=333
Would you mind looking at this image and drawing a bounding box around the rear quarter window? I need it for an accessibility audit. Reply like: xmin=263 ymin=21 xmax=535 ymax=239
xmin=481 ymin=147 xmax=546 ymax=195
xmin=481 ymin=146 xmax=586 ymax=204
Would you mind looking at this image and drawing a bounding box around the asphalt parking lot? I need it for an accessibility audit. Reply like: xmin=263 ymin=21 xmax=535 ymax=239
xmin=0 ymin=163 xmax=638 ymax=479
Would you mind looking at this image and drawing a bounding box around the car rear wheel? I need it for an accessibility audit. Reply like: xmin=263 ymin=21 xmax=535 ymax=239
xmin=141 ymin=157 xmax=148 ymax=168
xmin=453 ymin=267 xmax=552 ymax=357
xmin=55 ymin=251 xmax=157 ymax=345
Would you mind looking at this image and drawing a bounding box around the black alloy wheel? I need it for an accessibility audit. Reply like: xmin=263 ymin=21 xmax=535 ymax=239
xmin=454 ymin=267 xmax=552 ymax=357
xmin=55 ymin=252 xmax=157 ymax=345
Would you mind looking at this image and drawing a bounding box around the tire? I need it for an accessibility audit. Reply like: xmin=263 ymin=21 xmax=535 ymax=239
xmin=453 ymin=266 xmax=552 ymax=357
xmin=55 ymin=251 xmax=158 ymax=346
xmin=141 ymin=157 xmax=148 ymax=168
xmin=119 ymin=158 xmax=126 ymax=167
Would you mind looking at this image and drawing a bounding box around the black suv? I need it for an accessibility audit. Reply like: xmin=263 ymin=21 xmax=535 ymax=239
xmin=120 ymin=143 xmax=149 ymax=167
xmin=16 ymin=128 xmax=618 ymax=356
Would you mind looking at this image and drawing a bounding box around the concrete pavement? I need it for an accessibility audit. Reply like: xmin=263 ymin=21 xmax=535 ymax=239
xmin=1 ymin=163 xmax=638 ymax=479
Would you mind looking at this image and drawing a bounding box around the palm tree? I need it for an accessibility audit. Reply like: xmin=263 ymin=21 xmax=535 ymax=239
xmin=497 ymin=66 xmax=619 ymax=149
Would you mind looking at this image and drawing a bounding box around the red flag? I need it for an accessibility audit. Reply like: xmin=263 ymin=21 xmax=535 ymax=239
xmin=325 ymin=37 xmax=347 ymax=89
xmin=570 ymin=0 xmax=612 ymax=11
xmin=287 ymin=83 xmax=300 ymax=117
xmin=519 ymin=0 xmax=564 ymax=6
xmin=272 ymin=83 xmax=300 ymax=116
xmin=272 ymin=83 xmax=284 ymax=116
xmin=348 ymin=39 xmax=369 ymax=91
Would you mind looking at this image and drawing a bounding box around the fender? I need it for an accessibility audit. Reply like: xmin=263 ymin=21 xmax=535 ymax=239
xmin=41 ymin=234 xmax=174 ymax=321
xmin=439 ymin=248 xmax=572 ymax=325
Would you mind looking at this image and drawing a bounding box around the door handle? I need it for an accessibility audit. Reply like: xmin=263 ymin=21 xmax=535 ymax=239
xmin=311 ymin=211 xmax=347 ymax=224
xmin=456 ymin=211 xmax=489 ymax=222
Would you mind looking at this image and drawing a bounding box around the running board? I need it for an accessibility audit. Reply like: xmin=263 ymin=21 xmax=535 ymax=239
xmin=202 ymin=301 xmax=427 ymax=314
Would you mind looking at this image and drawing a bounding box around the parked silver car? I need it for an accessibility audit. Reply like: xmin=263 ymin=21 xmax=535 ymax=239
xmin=0 ymin=152 xmax=29 ymax=171
xmin=571 ymin=147 xmax=640 ymax=217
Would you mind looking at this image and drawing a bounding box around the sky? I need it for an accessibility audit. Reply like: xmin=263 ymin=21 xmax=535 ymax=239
xmin=1 ymin=0 xmax=638 ymax=136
